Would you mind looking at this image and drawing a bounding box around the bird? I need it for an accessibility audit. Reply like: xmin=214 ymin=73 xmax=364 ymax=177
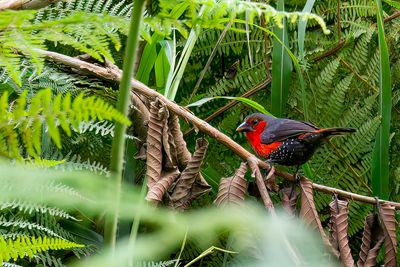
xmin=236 ymin=113 xmax=356 ymax=178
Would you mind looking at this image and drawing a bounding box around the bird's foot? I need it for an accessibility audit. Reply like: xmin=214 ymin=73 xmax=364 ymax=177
xmin=262 ymin=160 xmax=273 ymax=177
xmin=294 ymin=172 xmax=302 ymax=183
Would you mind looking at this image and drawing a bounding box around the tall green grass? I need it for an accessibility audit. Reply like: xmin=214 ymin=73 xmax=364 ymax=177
xmin=371 ymin=0 xmax=392 ymax=200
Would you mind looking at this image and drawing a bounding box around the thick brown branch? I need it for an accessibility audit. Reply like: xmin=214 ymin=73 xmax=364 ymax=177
xmin=0 ymin=0 xmax=61 ymax=10
xmin=38 ymin=49 xmax=400 ymax=210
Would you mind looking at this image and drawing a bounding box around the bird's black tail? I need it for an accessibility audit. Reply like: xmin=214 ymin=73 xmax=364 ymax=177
xmin=319 ymin=127 xmax=356 ymax=136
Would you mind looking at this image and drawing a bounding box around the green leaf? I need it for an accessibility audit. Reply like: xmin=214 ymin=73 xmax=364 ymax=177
xmin=136 ymin=33 xmax=164 ymax=85
xmin=297 ymin=0 xmax=316 ymax=60
xmin=371 ymin=0 xmax=392 ymax=200
xmin=271 ymin=0 xmax=293 ymax=118
xmin=154 ymin=41 xmax=172 ymax=88
xmin=187 ymin=96 xmax=271 ymax=115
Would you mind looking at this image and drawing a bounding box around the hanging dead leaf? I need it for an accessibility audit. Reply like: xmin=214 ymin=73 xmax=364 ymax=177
xmin=169 ymin=113 xmax=192 ymax=171
xmin=264 ymin=167 xmax=279 ymax=192
xmin=281 ymin=186 xmax=299 ymax=216
xmin=363 ymin=237 xmax=384 ymax=267
xmin=357 ymin=214 xmax=384 ymax=267
xmin=329 ymin=198 xmax=354 ymax=267
xmin=214 ymin=162 xmax=248 ymax=206
xmin=190 ymin=173 xmax=212 ymax=200
xmin=145 ymin=98 xmax=165 ymax=188
xmin=378 ymin=202 xmax=397 ymax=267
xmin=169 ymin=138 xmax=209 ymax=210
xmin=161 ymin=107 xmax=178 ymax=169
xmin=299 ymin=178 xmax=339 ymax=257
xmin=146 ymin=168 xmax=180 ymax=204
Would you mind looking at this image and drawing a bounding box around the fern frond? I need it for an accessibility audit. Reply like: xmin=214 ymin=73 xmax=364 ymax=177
xmin=75 ymin=120 xmax=139 ymax=141
xmin=136 ymin=260 xmax=178 ymax=267
xmin=0 ymin=216 xmax=62 ymax=238
xmin=320 ymin=74 xmax=354 ymax=126
xmin=0 ymin=236 xmax=83 ymax=263
xmin=346 ymin=28 xmax=374 ymax=72
xmin=0 ymin=88 xmax=130 ymax=159
xmin=2 ymin=262 xmax=23 ymax=267
xmin=53 ymin=153 xmax=110 ymax=176
xmin=0 ymin=201 xmax=77 ymax=221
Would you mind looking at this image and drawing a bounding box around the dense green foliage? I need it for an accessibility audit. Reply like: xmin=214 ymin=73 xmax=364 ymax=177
xmin=0 ymin=0 xmax=399 ymax=266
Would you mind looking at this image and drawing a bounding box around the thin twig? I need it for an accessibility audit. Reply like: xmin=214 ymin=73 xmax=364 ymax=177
xmin=0 ymin=0 xmax=61 ymax=10
xmin=38 ymin=49 xmax=400 ymax=210
xmin=313 ymin=10 xmax=400 ymax=62
xmin=184 ymin=76 xmax=271 ymax=136
xmin=188 ymin=20 xmax=233 ymax=104
xmin=248 ymin=156 xmax=275 ymax=213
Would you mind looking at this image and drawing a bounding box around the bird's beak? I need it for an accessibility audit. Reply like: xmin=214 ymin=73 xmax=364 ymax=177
xmin=236 ymin=121 xmax=252 ymax=132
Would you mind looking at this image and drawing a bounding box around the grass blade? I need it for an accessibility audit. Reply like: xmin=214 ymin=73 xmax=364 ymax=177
xmin=187 ymin=96 xmax=272 ymax=115
xmin=154 ymin=41 xmax=172 ymax=89
xmin=271 ymin=0 xmax=293 ymax=117
xmin=371 ymin=0 xmax=392 ymax=199
xmin=297 ymin=0 xmax=316 ymax=60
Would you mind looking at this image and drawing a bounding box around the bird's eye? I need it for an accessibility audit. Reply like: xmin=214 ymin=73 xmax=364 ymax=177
xmin=252 ymin=119 xmax=259 ymax=125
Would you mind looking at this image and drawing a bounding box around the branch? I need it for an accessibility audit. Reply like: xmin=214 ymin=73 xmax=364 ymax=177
xmin=312 ymin=10 xmax=400 ymax=62
xmin=0 ymin=0 xmax=61 ymax=10
xmin=37 ymin=49 xmax=400 ymax=210
xmin=184 ymin=76 xmax=272 ymax=136
xmin=248 ymin=156 xmax=275 ymax=213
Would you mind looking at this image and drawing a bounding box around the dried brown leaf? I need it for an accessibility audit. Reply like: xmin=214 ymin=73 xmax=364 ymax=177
xmin=357 ymin=214 xmax=384 ymax=267
xmin=161 ymin=108 xmax=178 ymax=169
xmin=299 ymin=178 xmax=339 ymax=257
xmin=146 ymin=168 xmax=180 ymax=204
xmin=191 ymin=173 xmax=211 ymax=200
xmin=146 ymin=99 xmax=165 ymax=188
xmin=169 ymin=113 xmax=192 ymax=171
xmin=214 ymin=162 xmax=248 ymax=206
xmin=129 ymin=92 xmax=150 ymax=143
xmin=329 ymin=199 xmax=354 ymax=267
xmin=169 ymin=138 xmax=209 ymax=210
xmin=281 ymin=187 xmax=299 ymax=216
xmin=363 ymin=237 xmax=384 ymax=267
xmin=378 ymin=203 xmax=397 ymax=267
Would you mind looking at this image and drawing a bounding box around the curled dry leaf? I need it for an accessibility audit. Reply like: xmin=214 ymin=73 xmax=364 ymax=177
xmin=161 ymin=108 xmax=178 ymax=169
xmin=329 ymin=198 xmax=354 ymax=267
xmin=214 ymin=162 xmax=248 ymax=206
xmin=299 ymin=178 xmax=339 ymax=258
xmin=191 ymin=173 xmax=212 ymax=200
xmin=281 ymin=186 xmax=299 ymax=216
xmin=378 ymin=203 xmax=397 ymax=267
xmin=146 ymin=168 xmax=180 ymax=204
xmin=169 ymin=138 xmax=209 ymax=210
xmin=146 ymin=98 xmax=165 ymax=188
xmin=357 ymin=214 xmax=384 ymax=267
xmin=129 ymin=92 xmax=150 ymax=143
xmin=169 ymin=113 xmax=192 ymax=171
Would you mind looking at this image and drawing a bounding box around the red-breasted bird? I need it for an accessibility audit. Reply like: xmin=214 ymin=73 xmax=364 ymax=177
xmin=237 ymin=113 xmax=356 ymax=174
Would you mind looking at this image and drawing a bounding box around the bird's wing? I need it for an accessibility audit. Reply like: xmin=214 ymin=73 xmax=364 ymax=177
xmin=261 ymin=119 xmax=319 ymax=144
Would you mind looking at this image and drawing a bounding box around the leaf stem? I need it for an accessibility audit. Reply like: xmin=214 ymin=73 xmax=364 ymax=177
xmin=104 ymin=0 xmax=146 ymax=249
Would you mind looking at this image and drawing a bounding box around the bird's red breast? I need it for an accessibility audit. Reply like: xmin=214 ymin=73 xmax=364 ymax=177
xmin=245 ymin=120 xmax=282 ymax=157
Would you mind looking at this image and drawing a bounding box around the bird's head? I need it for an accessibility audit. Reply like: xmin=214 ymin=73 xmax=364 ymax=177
xmin=236 ymin=113 xmax=274 ymax=134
